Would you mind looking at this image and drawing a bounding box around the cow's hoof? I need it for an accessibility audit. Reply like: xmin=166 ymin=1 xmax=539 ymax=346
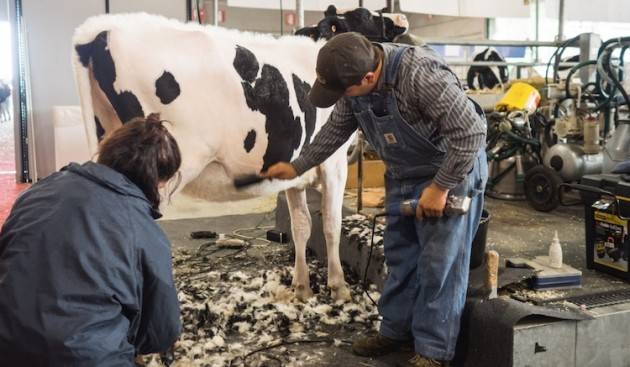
xmin=294 ymin=285 xmax=314 ymax=301
xmin=330 ymin=284 xmax=352 ymax=302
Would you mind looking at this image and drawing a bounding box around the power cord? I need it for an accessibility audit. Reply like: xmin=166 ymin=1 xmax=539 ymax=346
xmin=363 ymin=213 xmax=387 ymax=308
xmin=228 ymin=337 xmax=352 ymax=366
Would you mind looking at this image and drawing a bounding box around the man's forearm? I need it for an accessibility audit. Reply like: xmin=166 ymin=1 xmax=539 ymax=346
xmin=291 ymin=116 xmax=357 ymax=175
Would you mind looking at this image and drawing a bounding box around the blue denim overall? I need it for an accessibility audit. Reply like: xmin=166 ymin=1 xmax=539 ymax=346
xmin=350 ymin=45 xmax=488 ymax=360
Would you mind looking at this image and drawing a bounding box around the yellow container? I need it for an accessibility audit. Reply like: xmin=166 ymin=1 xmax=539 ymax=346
xmin=495 ymin=82 xmax=541 ymax=113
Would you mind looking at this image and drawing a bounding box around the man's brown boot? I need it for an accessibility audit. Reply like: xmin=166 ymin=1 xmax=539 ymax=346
xmin=408 ymin=354 xmax=448 ymax=367
xmin=351 ymin=334 xmax=413 ymax=357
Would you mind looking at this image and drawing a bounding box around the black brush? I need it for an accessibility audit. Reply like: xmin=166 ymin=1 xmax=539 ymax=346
xmin=190 ymin=231 xmax=218 ymax=239
xmin=233 ymin=174 xmax=265 ymax=189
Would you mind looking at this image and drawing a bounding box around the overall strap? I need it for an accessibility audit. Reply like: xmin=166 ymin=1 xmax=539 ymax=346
xmin=384 ymin=46 xmax=410 ymax=89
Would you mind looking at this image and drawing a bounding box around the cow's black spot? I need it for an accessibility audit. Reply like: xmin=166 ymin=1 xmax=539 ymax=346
xmin=75 ymin=41 xmax=94 ymax=68
xmin=74 ymin=31 xmax=144 ymax=123
xmin=94 ymin=116 xmax=105 ymax=141
xmin=155 ymin=71 xmax=180 ymax=104
xmin=244 ymin=130 xmax=256 ymax=153
xmin=233 ymin=46 xmax=303 ymax=172
xmin=255 ymin=65 xmax=302 ymax=171
xmin=292 ymin=74 xmax=316 ymax=146
xmin=233 ymin=46 xmax=259 ymax=83
xmin=116 ymin=92 xmax=145 ymax=123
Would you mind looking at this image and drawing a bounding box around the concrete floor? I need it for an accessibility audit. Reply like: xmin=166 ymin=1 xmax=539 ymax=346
xmin=157 ymin=191 xmax=630 ymax=366
xmin=484 ymin=196 xmax=630 ymax=297
xmin=160 ymin=193 xmax=277 ymax=221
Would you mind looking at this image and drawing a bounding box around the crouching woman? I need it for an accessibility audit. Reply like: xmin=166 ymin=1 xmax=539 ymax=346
xmin=0 ymin=114 xmax=182 ymax=366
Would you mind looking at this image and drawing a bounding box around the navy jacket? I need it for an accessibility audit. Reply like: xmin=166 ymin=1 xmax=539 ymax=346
xmin=0 ymin=162 xmax=181 ymax=366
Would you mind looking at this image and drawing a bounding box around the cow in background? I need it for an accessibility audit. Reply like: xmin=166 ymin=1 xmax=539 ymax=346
xmin=295 ymin=5 xmax=409 ymax=42
xmin=466 ymin=48 xmax=509 ymax=90
xmin=72 ymin=13 xmax=352 ymax=302
xmin=0 ymin=80 xmax=10 ymax=122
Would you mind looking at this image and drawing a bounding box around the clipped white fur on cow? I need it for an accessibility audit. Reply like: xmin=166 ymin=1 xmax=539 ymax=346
xmin=72 ymin=13 xmax=352 ymax=302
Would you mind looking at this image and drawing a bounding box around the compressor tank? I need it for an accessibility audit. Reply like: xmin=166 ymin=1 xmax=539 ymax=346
xmin=544 ymin=144 xmax=603 ymax=182
xmin=602 ymin=122 xmax=630 ymax=173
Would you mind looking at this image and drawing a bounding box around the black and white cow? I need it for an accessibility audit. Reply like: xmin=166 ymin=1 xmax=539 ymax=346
xmin=295 ymin=5 xmax=408 ymax=42
xmin=72 ymin=13 xmax=352 ymax=302
xmin=466 ymin=48 xmax=509 ymax=90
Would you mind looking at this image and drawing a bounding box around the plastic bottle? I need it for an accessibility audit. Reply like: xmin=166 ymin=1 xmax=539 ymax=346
xmin=549 ymin=231 xmax=563 ymax=269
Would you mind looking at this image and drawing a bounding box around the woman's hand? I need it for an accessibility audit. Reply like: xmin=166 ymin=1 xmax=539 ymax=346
xmin=416 ymin=182 xmax=449 ymax=219
xmin=262 ymin=162 xmax=298 ymax=180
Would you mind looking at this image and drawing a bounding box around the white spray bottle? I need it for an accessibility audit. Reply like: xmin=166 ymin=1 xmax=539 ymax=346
xmin=549 ymin=231 xmax=563 ymax=269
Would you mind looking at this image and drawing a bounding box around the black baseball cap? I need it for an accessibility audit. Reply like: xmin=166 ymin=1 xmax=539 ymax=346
xmin=309 ymin=32 xmax=378 ymax=108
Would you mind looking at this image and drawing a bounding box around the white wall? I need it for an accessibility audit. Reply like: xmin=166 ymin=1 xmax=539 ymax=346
xmin=20 ymin=0 xmax=186 ymax=179
xmin=109 ymin=0 xmax=186 ymax=20
xmin=0 ymin=0 xmax=7 ymax=22
xmin=21 ymin=0 xmax=104 ymax=178
xmin=0 ymin=0 xmax=10 ymax=81
xmin=406 ymin=13 xmax=485 ymax=40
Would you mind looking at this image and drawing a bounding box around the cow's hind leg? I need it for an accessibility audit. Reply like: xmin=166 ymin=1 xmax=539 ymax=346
xmin=285 ymin=187 xmax=314 ymax=301
xmin=320 ymin=163 xmax=351 ymax=302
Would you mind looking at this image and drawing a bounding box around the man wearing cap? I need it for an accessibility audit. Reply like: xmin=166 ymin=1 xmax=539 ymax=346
xmin=264 ymin=32 xmax=487 ymax=367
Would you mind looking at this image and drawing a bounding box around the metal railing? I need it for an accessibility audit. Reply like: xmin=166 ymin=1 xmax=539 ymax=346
xmin=424 ymin=38 xmax=563 ymax=48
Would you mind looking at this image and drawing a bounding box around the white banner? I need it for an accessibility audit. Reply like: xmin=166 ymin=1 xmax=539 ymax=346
xmin=400 ymin=0 xmax=530 ymax=18
xmin=399 ymin=0 xmax=459 ymax=16
xmin=227 ymin=0 xmax=387 ymax=11
xmin=546 ymin=0 xmax=630 ymax=23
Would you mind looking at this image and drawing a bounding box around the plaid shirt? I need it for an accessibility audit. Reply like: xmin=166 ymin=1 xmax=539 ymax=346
xmin=292 ymin=44 xmax=487 ymax=190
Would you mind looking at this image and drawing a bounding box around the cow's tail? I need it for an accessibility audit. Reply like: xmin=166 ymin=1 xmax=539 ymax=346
xmin=72 ymin=48 xmax=100 ymax=158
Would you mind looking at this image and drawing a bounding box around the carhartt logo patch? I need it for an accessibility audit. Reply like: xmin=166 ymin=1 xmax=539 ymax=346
xmin=384 ymin=133 xmax=397 ymax=144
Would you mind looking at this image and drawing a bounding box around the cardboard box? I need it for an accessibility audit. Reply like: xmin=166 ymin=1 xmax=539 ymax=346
xmin=346 ymin=160 xmax=385 ymax=189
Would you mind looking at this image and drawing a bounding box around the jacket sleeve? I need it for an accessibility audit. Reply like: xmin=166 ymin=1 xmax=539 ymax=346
xmin=134 ymin=224 xmax=182 ymax=355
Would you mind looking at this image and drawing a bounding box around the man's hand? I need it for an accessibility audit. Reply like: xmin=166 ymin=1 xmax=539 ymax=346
xmin=416 ymin=182 xmax=449 ymax=219
xmin=262 ymin=162 xmax=298 ymax=180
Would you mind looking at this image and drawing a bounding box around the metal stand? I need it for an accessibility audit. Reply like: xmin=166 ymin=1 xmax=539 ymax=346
xmin=579 ymin=33 xmax=602 ymax=84
xmin=357 ymin=133 xmax=364 ymax=213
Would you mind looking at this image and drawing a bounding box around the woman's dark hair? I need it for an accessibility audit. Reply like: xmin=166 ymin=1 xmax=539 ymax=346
xmin=97 ymin=113 xmax=182 ymax=211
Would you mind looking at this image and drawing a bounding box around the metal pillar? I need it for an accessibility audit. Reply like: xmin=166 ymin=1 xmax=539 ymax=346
xmin=579 ymin=33 xmax=602 ymax=83
xmin=386 ymin=0 xmax=393 ymax=13
xmin=213 ymin=0 xmax=218 ymax=26
xmin=9 ymin=0 xmax=21 ymax=182
xmin=357 ymin=133 xmax=364 ymax=213
xmin=557 ymin=0 xmax=565 ymax=41
xmin=11 ymin=0 xmax=32 ymax=182
xmin=296 ymin=0 xmax=304 ymax=29
xmin=279 ymin=0 xmax=283 ymax=35
xmin=535 ymin=0 xmax=540 ymax=61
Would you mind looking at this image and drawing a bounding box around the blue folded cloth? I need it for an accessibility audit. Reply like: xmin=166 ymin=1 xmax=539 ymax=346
xmin=612 ymin=160 xmax=630 ymax=174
